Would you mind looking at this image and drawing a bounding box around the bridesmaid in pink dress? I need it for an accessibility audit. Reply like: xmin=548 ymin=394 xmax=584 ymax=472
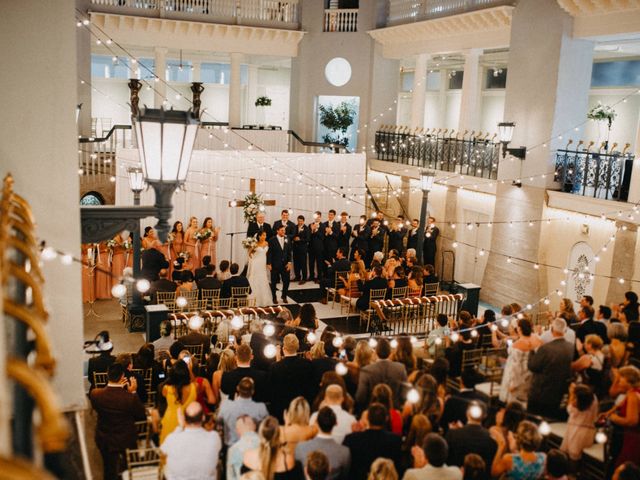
xmin=184 ymin=216 xmax=199 ymax=271
xmin=110 ymin=232 xmax=126 ymax=286
xmin=168 ymin=221 xmax=185 ymax=277
xmin=198 ymin=217 xmax=220 ymax=267
xmin=95 ymin=242 xmax=113 ymax=300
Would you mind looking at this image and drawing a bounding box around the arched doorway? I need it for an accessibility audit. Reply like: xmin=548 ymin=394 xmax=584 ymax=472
xmin=80 ymin=191 xmax=105 ymax=206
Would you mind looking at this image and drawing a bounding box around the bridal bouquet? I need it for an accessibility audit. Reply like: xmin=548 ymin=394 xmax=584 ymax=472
xmin=588 ymin=103 xmax=617 ymax=124
xmin=123 ymin=239 xmax=132 ymax=250
xmin=178 ymin=251 xmax=191 ymax=261
xmin=242 ymin=235 xmax=258 ymax=254
xmin=167 ymin=232 xmax=175 ymax=243
xmin=242 ymin=192 xmax=265 ymax=223
xmin=194 ymin=229 xmax=212 ymax=241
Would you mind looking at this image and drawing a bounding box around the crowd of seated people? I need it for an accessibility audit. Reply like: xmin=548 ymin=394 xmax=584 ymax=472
xmin=87 ymin=290 xmax=640 ymax=480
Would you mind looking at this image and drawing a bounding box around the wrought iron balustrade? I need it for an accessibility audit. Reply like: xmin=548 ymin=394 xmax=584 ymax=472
xmin=554 ymin=148 xmax=634 ymax=202
xmin=374 ymin=130 xmax=500 ymax=179
xmin=387 ymin=0 xmax=515 ymax=26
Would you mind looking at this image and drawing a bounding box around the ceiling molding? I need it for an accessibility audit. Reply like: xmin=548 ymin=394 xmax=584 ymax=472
xmin=557 ymin=0 xmax=640 ymax=39
xmin=367 ymin=6 xmax=513 ymax=59
xmin=89 ymin=12 xmax=305 ymax=57
xmin=557 ymin=0 xmax=640 ymax=17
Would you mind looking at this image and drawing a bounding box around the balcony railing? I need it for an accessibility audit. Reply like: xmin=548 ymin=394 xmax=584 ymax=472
xmin=375 ymin=129 xmax=500 ymax=179
xmin=554 ymin=147 xmax=634 ymax=202
xmin=90 ymin=0 xmax=300 ymax=29
xmin=386 ymin=0 xmax=515 ymax=26
xmin=323 ymin=8 xmax=358 ymax=32
xmin=78 ymin=125 xmax=133 ymax=189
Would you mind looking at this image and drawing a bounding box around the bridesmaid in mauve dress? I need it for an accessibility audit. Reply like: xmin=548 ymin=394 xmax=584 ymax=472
xmin=184 ymin=216 xmax=199 ymax=271
xmin=95 ymin=242 xmax=113 ymax=299
xmin=110 ymin=232 xmax=126 ymax=286
xmin=198 ymin=217 xmax=220 ymax=267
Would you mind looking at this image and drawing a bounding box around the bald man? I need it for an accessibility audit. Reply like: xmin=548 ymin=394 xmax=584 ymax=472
xmin=161 ymin=402 xmax=222 ymax=480
xmin=309 ymin=384 xmax=356 ymax=444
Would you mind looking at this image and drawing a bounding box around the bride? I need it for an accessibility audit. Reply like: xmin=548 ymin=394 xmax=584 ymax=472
xmin=247 ymin=230 xmax=273 ymax=306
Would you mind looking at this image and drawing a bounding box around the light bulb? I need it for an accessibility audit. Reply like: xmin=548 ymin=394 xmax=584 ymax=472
xmin=538 ymin=421 xmax=551 ymax=436
xmin=468 ymin=404 xmax=483 ymax=420
xmin=332 ymin=336 xmax=344 ymax=348
xmin=434 ymin=337 xmax=443 ymax=345
xmin=390 ymin=339 xmax=398 ymax=349
xmin=450 ymin=332 xmax=460 ymax=343
xmin=410 ymin=336 xmax=418 ymax=344
xmin=595 ymin=431 xmax=607 ymax=444
xmin=490 ymin=324 xmax=498 ymax=332
xmin=231 ymin=315 xmax=243 ymax=330
xmin=335 ymin=362 xmax=348 ymax=376
xmin=264 ymin=344 xmax=277 ymax=359
xmin=176 ymin=296 xmax=188 ymax=308
xmin=307 ymin=332 xmax=317 ymax=344
xmin=470 ymin=330 xmax=478 ymax=338
xmin=259 ymin=205 xmax=266 ymax=212
xmin=501 ymin=319 xmax=509 ymax=328
xmin=111 ymin=284 xmax=126 ymax=298
xmin=230 ymin=200 xmax=237 ymax=207
xmin=61 ymin=253 xmax=73 ymax=265
xmin=188 ymin=315 xmax=204 ymax=330
xmin=136 ymin=279 xmax=150 ymax=293
xmin=368 ymin=338 xmax=378 ymax=348
xmin=407 ymin=388 xmax=420 ymax=404
xmin=263 ymin=324 xmax=275 ymax=337
xmin=41 ymin=246 xmax=57 ymax=261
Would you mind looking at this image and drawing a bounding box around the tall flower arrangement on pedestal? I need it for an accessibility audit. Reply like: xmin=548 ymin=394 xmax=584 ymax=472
xmin=588 ymin=103 xmax=617 ymax=149
xmin=255 ymin=96 xmax=272 ymax=127
xmin=242 ymin=192 xmax=265 ymax=223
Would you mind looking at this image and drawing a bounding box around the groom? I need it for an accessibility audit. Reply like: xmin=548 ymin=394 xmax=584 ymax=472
xmin=267 ymin=225 xmax=293 ymax=304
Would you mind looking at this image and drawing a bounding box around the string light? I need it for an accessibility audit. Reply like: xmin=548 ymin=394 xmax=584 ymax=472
xmin=335 ymin=363 xmax=348 ymax=376
xmin=41 ymin=246 xmax=58 ymax=261
xmin=136 ymin=279 xmax=150 ymax=293
xmin=263 ymin=324 xmax=275 ymax=337
xmin=111 ymin=284 xmax=126 ymax=298
xmin=188 ymin=314 xmax=204 ymax=330
xmin=175 ymin=296 xmax=188 ymax=308
xmin=231 ymin=315 xmax=244 ymax=329
xmin=407 ymin=388 xmax=420 ymax=404
xmin=264 ymin=344 xmax=277 ymax=359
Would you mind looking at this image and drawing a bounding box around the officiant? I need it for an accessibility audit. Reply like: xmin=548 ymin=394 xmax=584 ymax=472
xmin=247 ymin=211 xmax=273 ymax=239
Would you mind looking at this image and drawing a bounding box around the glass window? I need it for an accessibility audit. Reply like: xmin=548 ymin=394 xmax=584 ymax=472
xmin=448 ymin=70 xmax=463 ymax=89
xmin=591 ymin=60 xmax=640 ymax=87
xmin=200 ymin=63 xmax=249 ymax=84
xmin=138 ymin=58 xmax=155 ymax=81
xmin=485 ymin=67 xmax=507 ymax=89
xmin=91 ymin=54 xmax=131 ymax=79
xmin=166 ymin=61 xmax=193 ymax=82
xmin=400 ymin=71 xmax=414 ymax=92
xmin=426 ymin=71 xmax=440 ymax=91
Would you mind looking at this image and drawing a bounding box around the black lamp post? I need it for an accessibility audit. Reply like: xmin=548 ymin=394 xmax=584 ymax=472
xmin=416 ymin=169 xmax=435 ymax=264
xmin=498 ymin=121 xmax=527 ymax=160
xmin=127 ymin=166 xmax=145 ymax=307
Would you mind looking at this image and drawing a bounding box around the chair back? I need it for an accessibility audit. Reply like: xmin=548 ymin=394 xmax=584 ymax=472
xmin=334 ymin=270 xmax=349 ymax=288
xmin=135 ymin=420 xmax=150 ymax=448
xmin=391 ymin=286 xmax=408 ymax=299
xmin=424 ymin=282 xmax=439 ymax=296
xmin=125 ymin=447 xmax=162 ymax=480
xmin=156 ymin=291 xmax=176 ymax=312
xmin=183 ymin=344 xmax=204 ymax=362
xmin=201 ymin=288 xmax=221 ymax=309
xmin=231 ymin=287 xmax=252 ymax=307
xmin=408 ymin=286 xmax=423 ymax=297
xmin=369 ymin=288 xmax=388 ymax=307
xmin=178 ymin=289 xmax=198 ymax=311
xmin=93 ymin=372 xmax=108 ymax=388
xmin=461 ymin=348 xmax=483 ymax=371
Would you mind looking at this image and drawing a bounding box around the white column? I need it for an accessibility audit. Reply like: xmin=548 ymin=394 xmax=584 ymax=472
xmin=247 ymin=64 xmax=259 ymax=125
xmin=154 ymin=47 xmax=168 ymax=108
xmin=628 ymin=115 xmax=640 ymax=203
xmin=410 ymin=54 xmax=428 ymax=129
xmin=457 ymin=48 xmax=482 ymax=132
xmin=228 ymin=52 xmax=243 ymax=127
xmin=438 ymin=69 xmax=448 ymax=128
xmin=192 ymin=60 xmax=201 ymax=82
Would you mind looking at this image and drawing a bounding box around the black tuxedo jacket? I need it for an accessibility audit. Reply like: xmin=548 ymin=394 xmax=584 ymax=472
xmin=267 ymin=235 xmax=292 ymax=270
xmin=221 ymin=365 xmax=269 ymax=402
xmin=273 ymin=219 xmax=296 ymax=239
xmin=88 ymin=352 xmax=116 ymax=390
xmin=197 ymin=276 xmax=222 ymax=291
xmin=194 ymin=266 xmax=208 ymax=280
xmin=337 ymin=222 xmax=352 ymax=249
xmin=576 ymin=318 xmax=609 ymax=344
xmin=356 ymin=276 xmax=389 ymax=310
xmin=247 ymin=221 xmax=272 ymax=239
xmin=327 ymin=258 xmax=351 ymax=285
xmin=141 ymin=248 xmax=169 ymax=281
xmin=406 ymin=228 xmax=419 ymax=250
xmin=150 ymin=278 xmax=178 ymax=302
xmin=221 ymin=275 xmax=251 ymax=299
xmin=446 ymin=423 xmax=497 ymax=476
xmin=292 ymin=224 xmax=310 ymax=252
xmin=268 ymin=356 xmax=315 ymax=420
xmin=343 ymin=429 xmax=402 ymax=480
xmin=388 ymin=228 xmax=406 ymax=253
xmin=351 ymin=224 xmax=370 ymax=252
xmin=309 ymin=223 xmax=324 ymax=253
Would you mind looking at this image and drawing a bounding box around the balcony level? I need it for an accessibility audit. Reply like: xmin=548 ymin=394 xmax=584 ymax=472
xmin=386 ymin=0 xmax=516 ymax=27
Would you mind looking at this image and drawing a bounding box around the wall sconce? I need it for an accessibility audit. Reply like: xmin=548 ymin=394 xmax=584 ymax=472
xmin=498 ymin=122 xmax=527 ymax=160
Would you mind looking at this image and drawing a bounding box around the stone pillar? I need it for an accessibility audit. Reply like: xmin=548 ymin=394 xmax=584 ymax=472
xmin=440 ymin=186 xmax=458 ymax=278
xmin=457 ymin=49 xmax=482 ymax=132
xmin=154 ymin=47 xmax=168 ymax=108
xmin=628 ymin=114 xmax=640 ymax=203
xmin=228 ymin=52 xmax=243 ymax=127
xmin=438 ymin=69 xmax=448 ymax=128
xmin=399 ymin=175 xmax=411 ymax=217
xmin=410 ymin=54 xmax=428 ymax=130
xmin=192 ymin=60 xmax=201 ymax=82
xmin=76 ymin=10 xmax=92 ymax=136
xmin=605 ymin=222 xmax=637 ymax=304
xmin=247 ymin=64 xmax=259 ymax=125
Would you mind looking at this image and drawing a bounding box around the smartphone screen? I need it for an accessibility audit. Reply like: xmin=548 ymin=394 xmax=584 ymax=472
xmin=229 ymin=335 xmax=236 ymax=345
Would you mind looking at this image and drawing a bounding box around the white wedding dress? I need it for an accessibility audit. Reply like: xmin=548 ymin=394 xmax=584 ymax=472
xmin=247 ymin=245 xmax=272 ymax=306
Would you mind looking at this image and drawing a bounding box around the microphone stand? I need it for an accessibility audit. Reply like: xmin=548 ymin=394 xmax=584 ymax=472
xmin=226 ymin=231 xmax=246 ymax=263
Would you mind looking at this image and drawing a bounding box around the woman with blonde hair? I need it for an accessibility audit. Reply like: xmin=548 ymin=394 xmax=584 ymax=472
xmin=367 ymin=458 xmax=398 ymax=480
xmin=346 ymin=340 xmax=374 ymax=393
xmin=242 ymin=416 xmax=303 ymax=480
xmin=211 ymin=348 xmax=237 ymax=405
xmin=281 ymin=396 xmax=316 ymax=454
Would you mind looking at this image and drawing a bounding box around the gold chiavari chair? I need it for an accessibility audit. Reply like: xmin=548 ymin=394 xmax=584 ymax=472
xmin=363 ymin=288 xmax=389 ymax=332
xmin=177 ymin=290 xmax=198 ymax=312
xmin=339 ymin=279 xmax=361 ymax=314
xmin=327 ymin=271 xmax=349 ymax=307
xmin=93 ymin=372 xmax=109 ymax=389
xmin=123 ymin=448 xmax=163 ymax=480
xmin=201 ymin=288 xmax=221 ymax=310
xmin=231 ymin=287 xmax=252 ymax=308
xmin=156 ymin=291 xmax=176 ymax=312
xmin=183 ymin=344 xmax=204 ymax=363
xmin=423 ymin=282 xmax=439 ymax=296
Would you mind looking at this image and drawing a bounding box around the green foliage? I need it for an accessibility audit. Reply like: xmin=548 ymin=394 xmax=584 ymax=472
xmin=255 ymin=96 xmax=272 ymax=107
xmin=319 ymin=101 xmax=356 ymax=134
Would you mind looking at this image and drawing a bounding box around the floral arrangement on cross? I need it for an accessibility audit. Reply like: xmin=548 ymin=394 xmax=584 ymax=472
xmin=242 ymin=192 xmax=265 ymax=223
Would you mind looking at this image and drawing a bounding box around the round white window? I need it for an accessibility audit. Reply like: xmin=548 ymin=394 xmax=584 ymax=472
xmin=324 ymin=57 xmax=352 ymax=87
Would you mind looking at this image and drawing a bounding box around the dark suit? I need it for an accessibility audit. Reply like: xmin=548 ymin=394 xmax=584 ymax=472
xmin=292 ymin=224 xmax=310 ymax=281
xmin=355 ymin=276 xmax=388 ymax=311
xmin=366 ymin=227 xmax=385 ymax=266
xmin=250 ymin=332 xmax=275 ymax=372
xmin=528 ymin=337 xmax=574 ymax=419
xmin=320 ymin=257 xmax=351 ymax=295
xmin=247 ymin=221 xmax=272 ymax=239
xmin=196 ymin=275 xmax=222 ymax=293
xmin=423 ymin=225 xmax=439 ymax=267
xmin=406 ymin=227 xmax=419 ymax=251
xmin=355 ymin=359 xmax=407 ymax=409
xmin=576 ymin=318 xmax=609 ymax=344
xmin=221 ymin=365 xmax=269 ymax=403
xmin=90 ymin=385 xmax=146 ymax=480
xmin=446 ymin=423 xmax=497 ymax=476
xmin=273 ymin=219 xmax=296 ymax=240
xmin=322 ymin=220 xmax=340 ymax=264
xmin=350 ymin=223 xmax=369 ymax=260
xmin=268 ymin=355 xmax=314 ymax=420
xmin=149 ymin=278 xmax=178 ymax=303
xmin=337 ymin=222 xmax=352 ymax=255
xmin=88 ymin=352 xmax=116 ymax=390
xmin=267 ymin=234 xmax=292 ymax=301
xmin=308 ymin=222 xmax=325 ymax=279
xmin=440 ymin=390 xmax=490 ymax=431
xmin=388 ymin=227 xmax=406 ymax=255
xmin=221 ymin=275 xmax=251 ymax=299
xmin=141 ymin=248 xmax=169 ymax=282
xmin=343 ymin=429 xmax=402 ymax=480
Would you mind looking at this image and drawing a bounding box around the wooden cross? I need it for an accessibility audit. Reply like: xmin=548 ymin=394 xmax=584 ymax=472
xmin=228 ymin=178 xmax=277 ymax=208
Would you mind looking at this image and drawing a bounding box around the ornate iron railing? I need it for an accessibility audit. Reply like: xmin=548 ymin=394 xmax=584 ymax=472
xmin=374 ymin=129 xmax=500 ymax=179
xmin=387 ymin=0 xmax=515 ymax=26
xmin=554 ymin=147 xmax=634 ymax=202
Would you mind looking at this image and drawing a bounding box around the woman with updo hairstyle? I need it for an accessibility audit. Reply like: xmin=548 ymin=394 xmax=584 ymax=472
xmin=367 ymin=458 xmax=398 ymax=480
xmin=345 ymin=340 xmax=374 ymax=396
xmin=499 ymin=317 xmax=541 ymax=404
xmin=242 ymin=416 xmax=303 ymax=480
xmin=490 ymin=420 xmax=545 ymax=479
xmin=359 ymin=383 xmax=402 ymax=435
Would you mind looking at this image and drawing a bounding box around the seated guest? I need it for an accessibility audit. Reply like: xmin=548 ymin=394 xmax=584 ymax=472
xmin=221 ymin=262 xmax=251 ymax=300
xmin=423 ymin=264 xmax=439 ymax=285
xmin=575 ymin=305 xmax=608 ymax=344
xmin=161 ymin=401 xmax=222 ymax=480
xmin=176 ymin=269 xmax=196 ymax=294
xmin=344 ymin=403 xmax=402 ymax=480
xmin=171 ymin=257 xmax=185 ymax=282
xmin=309 ymin=384 xmax=356 ymax=444
xmin=178 ymin=318 xmax=211 ymax=360
xmin=150 ymin=268 xmax=178 ymax=302
xmin=194 ymin=255 xmax=211 ymax=281
xmin=546 ymin=449 xmax=570 ymax=480
xmin=221 ymin=344 xmax=269 ymax=402
xmin=218 ymin=259 xmax=231 ymax=281
xmin=387 ymin=266 xmax=408 ymax=297
xmin=305 ymin=451 xmax=330 ymax=480
xmin=355 ymin=337 xmax=407 ymax=409
xmin=89 ymin=363 xmax=146 ymax=480
xmin=440 ymin=368 xmax=489 ymax=430
xmin=427 ymin=314 xmax=451 ymax=358
xmin=295 ymin=407 xmax=351 ymax=480
xmin=87 ymin=331 xmax=115 ymax=391
xmin=218 ymin=377 xmax=269 ymax=446
xmin=196 ymin=263 xmax=222 ymax=293
xmin=407 ymin=266 xmax=423 ymax=293
xmin=355 ymin=266 xmax=388 ymax=311
xmin=490 ymin=420 xmax=546 ymax=479
xmin=227 ymin=415 xmax=260 ymax=480
xmin=338 ymin=260 xmax=366 ymax=297
xmin=319 ymin=247 xmax=350 ymax=303
xmin=152 ymin=320 xmax=174 ymax=360
xmin=403 ymin=433 xmax=462 ymax=480
xmin=445 ymin=402 xmax=496 ymax=476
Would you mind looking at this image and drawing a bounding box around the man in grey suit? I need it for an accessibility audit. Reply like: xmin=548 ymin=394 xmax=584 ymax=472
xmin=355 ymin=338 xmax=408 ymax=409
xmin=527 ymin=318 xmax=574 ymax=420
xmin=295 ymin=407 xmax=350 ymax=480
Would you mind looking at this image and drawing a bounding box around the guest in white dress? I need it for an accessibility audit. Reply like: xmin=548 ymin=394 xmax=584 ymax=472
xmin=247 ymin=231 xmax=272 ymax=306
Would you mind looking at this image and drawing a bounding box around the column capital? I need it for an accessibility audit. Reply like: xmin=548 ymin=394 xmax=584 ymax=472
xmin=154 ymin=47 xmax=168 ymax=55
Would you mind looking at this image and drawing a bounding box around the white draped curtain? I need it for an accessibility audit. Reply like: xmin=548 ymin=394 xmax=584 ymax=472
xmin=116 ymin=149 xmax=367 ymax=268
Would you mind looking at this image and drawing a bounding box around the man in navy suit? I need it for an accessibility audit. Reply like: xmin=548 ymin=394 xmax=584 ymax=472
xmin=272 ymin=209 xmax=296 ymax=240
xmin=267 ymin=225 xmax=293 ymax=304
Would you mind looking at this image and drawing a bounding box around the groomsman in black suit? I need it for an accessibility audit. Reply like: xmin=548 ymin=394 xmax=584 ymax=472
xmin=350 ymin=215 xmax=370 ymax=261
xmin=337 ymin=211 xmax=352 ymax=257
xmin=322 ymin=209 xmax=339 ymax=266
xmin=292 ymin=215 xmax=310 ymax=285
xmin=423 ymin=216 xmax=440 ymax=268
xmin=406 ymin=218 xmax=420 ymax=252
xmin=366 ymin=219 xmax=385 ymax=267
xmin=388 ymin=215 xmax=407 ymax=256
xmin=308 ymin=212 xmax=325 ymax=282
xmin=247 ymin=212 xmax=272 ymax=239
xmin=267 ymin=225 xmax=293 ymax=304
xmin=272 ymin=209 xmax=296 ymax=240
